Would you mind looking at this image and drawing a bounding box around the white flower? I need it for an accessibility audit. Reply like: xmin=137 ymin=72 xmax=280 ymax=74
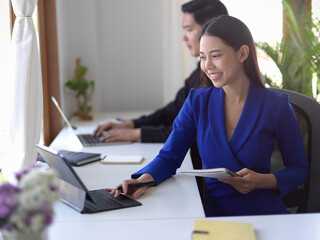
xmin=18 ymin=169 xmax=59 ymax=210
xmin=9 ymin=213 xmax=25 ymax=232
xmin=30 ymin=214 xmax=44 ymax=233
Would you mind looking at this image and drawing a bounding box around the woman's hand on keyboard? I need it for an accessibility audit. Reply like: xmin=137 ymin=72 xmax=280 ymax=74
xmin=107 ymin=174 xmax=155 ymax=199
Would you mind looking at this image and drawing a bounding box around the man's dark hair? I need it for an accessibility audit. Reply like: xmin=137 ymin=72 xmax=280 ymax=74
xmin=181 ymin=0 xmax=228 ymax=26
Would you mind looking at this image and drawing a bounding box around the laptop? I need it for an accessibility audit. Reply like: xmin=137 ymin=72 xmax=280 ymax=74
xmin=36 ymin=144 xmax=142 ymax=213
xmin=51 ymin=96 xmax=130 ymax=147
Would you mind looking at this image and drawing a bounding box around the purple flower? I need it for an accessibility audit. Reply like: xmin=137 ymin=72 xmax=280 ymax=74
xmin=50 ymin=185 xmax=59 ymax=192
xmin=0 ymin=183 xmax=20 ymax=218
xmin=24 ymin=215 xmax=32 ymax=226
xmin=14 ymin=165 xmax=40 ymax=181
xmin=2 ymin=223 xmax=14 ymax=231
xmin=15 ymin=169 xmax=30 ymax=181
xmin=43 ymin=211 xmax=53 ymax=225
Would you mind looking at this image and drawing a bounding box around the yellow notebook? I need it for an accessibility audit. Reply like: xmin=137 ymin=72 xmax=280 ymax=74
xmin=192 ymin=220 xmax=255 ymax=240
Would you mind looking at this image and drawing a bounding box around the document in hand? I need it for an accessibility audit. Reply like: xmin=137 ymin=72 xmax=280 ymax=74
xmin=180 ymin=168 xmax=239 ymax=179
xmin=192 ymin=220 xmax=255 ymax=240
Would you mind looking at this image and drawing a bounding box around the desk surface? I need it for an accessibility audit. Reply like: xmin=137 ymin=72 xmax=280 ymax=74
xmin=48 ymin=213 xmax=320 ymax=240
xmin=49 ymin=112 xmax=205 ymax=223
xmin=39 ymin=112 xmax=320 ymax=240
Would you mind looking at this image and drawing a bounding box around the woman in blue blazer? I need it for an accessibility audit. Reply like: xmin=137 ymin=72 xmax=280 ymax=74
xmin=110 ymin=16 xmax=309 ymax=217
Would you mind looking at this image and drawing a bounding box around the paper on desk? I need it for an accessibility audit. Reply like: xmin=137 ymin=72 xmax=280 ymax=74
xmin=100 ymin=155 xmax=144 ymax=164
xmin=192 ymin=220 xmax=255 ymax=240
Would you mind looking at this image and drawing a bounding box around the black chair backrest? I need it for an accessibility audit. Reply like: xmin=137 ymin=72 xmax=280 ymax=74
xmin=269 ymin=88 xmax=320 ymax=213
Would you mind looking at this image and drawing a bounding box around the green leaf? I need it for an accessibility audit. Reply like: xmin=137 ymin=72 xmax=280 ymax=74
xmin=76 ymin=66 xmax=88 ymax=77
xmin=65 ymin=78 xmax=81 ymax=91
xmin=89 ymin=80 xmax=95 ymax=89
xmin=256 ymin=0 xmax=318 ymax=99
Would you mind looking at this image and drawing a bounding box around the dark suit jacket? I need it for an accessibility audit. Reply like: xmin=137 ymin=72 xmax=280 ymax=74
xmin=133 ymin=82 xmax=309 ymax=216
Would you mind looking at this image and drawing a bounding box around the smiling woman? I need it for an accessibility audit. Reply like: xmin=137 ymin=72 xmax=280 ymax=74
xmin=108 ymin=16 xmax=309 ymax=217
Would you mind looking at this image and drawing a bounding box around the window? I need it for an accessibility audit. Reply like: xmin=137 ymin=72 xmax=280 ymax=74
xmin=222 ymin=0 xmax=283 ymax=84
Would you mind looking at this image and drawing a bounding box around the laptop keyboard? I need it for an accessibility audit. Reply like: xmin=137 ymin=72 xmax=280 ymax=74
xmin=78 ymin=134 xmax=132 ymax=147
xmin=78 ymin=134 xmax=103 ymax=145
xmin=84 ymin=189 xmax=141 ymax=213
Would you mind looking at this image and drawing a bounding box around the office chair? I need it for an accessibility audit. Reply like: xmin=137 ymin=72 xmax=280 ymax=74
xmin=190 ymin=140 xmax=206 ymax=211
xmin=269 ymin=88 xmax=320 ymax=213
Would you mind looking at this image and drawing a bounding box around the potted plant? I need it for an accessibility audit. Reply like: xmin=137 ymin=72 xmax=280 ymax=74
xmin=256 ymin=0 xmax=320 ymax=99
xmin=65 ymin=58 xmax=95 ymax=120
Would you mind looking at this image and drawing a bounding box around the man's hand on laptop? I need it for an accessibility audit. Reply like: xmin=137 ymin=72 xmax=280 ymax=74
xmin=93 ymin=120 xmax=134 ymax=137
xmin=99 ymin=128 xmax=141 ymax=142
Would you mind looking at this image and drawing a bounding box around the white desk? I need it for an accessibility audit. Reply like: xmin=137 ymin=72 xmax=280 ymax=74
xmin=44 ymin=112 xmax=320 ymax=240
xmin=48 ymin=213 xmax=320 ymax=240
xmin=49 ymin=113 xmax=204 ymax=222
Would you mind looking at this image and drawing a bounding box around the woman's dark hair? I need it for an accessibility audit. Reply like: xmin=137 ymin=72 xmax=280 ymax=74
xmin=181 ymin=0 xmax=228 ymax=26
xmin=200 ymin=15 xmax=265 ymax=88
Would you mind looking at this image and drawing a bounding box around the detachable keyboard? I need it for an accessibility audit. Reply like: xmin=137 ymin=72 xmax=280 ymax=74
xmin=82 ymin=189 xmax=141 ymax=213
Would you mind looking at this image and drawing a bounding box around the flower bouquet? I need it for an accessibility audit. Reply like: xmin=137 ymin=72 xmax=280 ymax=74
xmin=0 ymin=167 xmax=59 ymax=239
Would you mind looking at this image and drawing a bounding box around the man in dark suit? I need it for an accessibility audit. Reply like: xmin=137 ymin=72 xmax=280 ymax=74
xmin=93 ymin=0 xmax=228 ymax=144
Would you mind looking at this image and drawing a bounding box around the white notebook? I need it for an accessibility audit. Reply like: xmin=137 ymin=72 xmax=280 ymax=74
xmin=100 ymin=155 xmax=144 ymax=164
xmin=180 ymin=168 xmax=239 ymax=179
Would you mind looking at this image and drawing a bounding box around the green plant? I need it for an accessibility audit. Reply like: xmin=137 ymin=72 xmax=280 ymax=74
xmin=65 ymin=58 xmax=94 ymax=117
xmin=256 ymin=0 xmax=320 ymax=99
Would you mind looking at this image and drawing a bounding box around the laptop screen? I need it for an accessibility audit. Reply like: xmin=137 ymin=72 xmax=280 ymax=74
xmin=36 ymin=145 xmax=89 ymax=193
xmin=51 ymin=96 xmax=75 ymax=130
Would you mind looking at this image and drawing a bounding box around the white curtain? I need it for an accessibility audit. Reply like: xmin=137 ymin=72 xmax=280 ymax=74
xmin=9 ymin=0 xmax=43 ymax=170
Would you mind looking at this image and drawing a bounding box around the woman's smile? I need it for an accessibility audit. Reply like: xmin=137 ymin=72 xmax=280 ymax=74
xmin=208 ymin=72 xmax=223 ymax=81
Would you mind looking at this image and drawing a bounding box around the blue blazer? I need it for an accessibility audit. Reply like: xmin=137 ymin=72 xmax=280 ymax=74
xmin=133 ymin=83 xmax=309 ymax=216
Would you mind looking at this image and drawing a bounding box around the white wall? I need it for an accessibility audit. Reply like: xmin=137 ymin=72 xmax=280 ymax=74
xmin=56 ymin=0 xmax=193 ymax=118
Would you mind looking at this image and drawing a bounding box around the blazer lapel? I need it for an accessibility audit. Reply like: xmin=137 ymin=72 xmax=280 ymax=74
xmin=208 ymin=88 xmax=238 ymax=162
xmin=230 ymin=82 xmax=263 ymax=153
